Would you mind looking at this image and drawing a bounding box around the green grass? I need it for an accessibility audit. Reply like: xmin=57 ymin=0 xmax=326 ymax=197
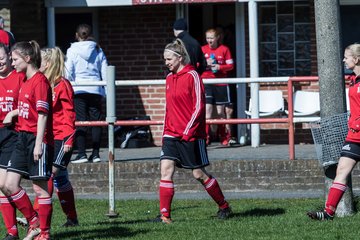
xmin=2 ymin=197 xmax=360 ymax=239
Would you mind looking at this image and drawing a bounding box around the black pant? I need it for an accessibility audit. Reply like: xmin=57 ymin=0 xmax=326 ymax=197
xmin=74 ymin=93 xmax=103 ymax=156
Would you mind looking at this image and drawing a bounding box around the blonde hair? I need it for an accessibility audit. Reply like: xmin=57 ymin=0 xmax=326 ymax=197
xmin=41 ymin=47 xmax=65 ymax=90
xmin=164 ymin=38 xmax=190 ymax=65
xmin=346 ymin=43 xmax=360 ymax=59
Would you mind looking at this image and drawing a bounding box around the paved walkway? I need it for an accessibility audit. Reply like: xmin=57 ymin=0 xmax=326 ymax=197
xmin=108 ymin=143 xmax=318 ymax=162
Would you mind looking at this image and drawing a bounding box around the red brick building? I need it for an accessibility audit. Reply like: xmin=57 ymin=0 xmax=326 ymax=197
xmin=4 ymin=0 xmax=358 ymax=146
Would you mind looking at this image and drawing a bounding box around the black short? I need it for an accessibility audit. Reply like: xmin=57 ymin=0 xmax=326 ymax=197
xmin=340 ymin=141 xmax=360 ymax=161
xmin=160 ymin=137 xmax=209 ymax=169
xmin=0 ymin=127 xmax=17 ymax=169
xmin=205 ymin=85 xmax=231 ymax=105
xmin=53 ymin=137 xmax=73 ymax=170
xmin=7 ymin=132 xmax=53 ymax=180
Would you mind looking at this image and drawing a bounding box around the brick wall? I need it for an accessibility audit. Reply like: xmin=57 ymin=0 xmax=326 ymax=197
xmin=98 ymin=5 xmax=175 ymax=145
xmin=20 ymin=159 xmax=360 ymax=195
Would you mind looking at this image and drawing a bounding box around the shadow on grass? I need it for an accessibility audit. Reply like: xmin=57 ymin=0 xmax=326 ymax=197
xmin=53 ymin=226 xmax=149 ymax=239
xmin=236 ymin=208 xmax=286 ymax=217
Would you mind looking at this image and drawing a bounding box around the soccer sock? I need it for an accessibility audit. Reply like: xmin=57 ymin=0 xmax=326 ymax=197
xmin=203 ymin=177 xmax=229 ymax=209
xmin=218 ymin=124 xmax=227 ymax=141
xmin=159 ymin=180 xmax=174 ymax=218
xmin=56 ymin=184 xmax=78 ymax=220
xmin=8 ymin=188 xmax=38 ymax=224
xmin=0 ymin=196 xmax=18 ymax=236
xmin=37 ymin=197 xmax=52 ymax=232
xmin=48 ymin=174 xmax=54 ymax=197
xmin=325 ymin=182 xmax=347 ymax=216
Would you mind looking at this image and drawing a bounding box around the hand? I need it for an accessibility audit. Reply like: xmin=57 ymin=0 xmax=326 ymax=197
xmin=3 ymin=111 xmax=14 ymax=126
xmin=64 ymin=145 xmax=72 ymax=153
xmin=206 ymin=58 xmax=214 ymax=66
xmin=33 ymin=144 xmax=43 ymax=161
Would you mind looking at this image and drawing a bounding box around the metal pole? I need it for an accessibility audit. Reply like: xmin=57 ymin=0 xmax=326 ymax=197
xmin=46 ymin=7 xmax=55 ymax=48
xmin=105 ymin=66 xmax=118 ymax=218
xmin=235 ymin=2 xmax=248 ymax=145
xmin=248 ymin=0 xmax=260 ymax=147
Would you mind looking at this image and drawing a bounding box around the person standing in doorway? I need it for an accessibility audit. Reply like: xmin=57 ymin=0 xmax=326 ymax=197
xmin=173 ymin=18 xmax=207 ymax=75
xmin=153 ymin=39 xmax=231 ymax=224
xmin=201 ymin=28 xmax=235 ymax=146
xmin=65 ymin=24 xmax=108 ymax=163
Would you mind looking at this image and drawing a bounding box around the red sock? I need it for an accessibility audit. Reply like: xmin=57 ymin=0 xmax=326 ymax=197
xmin=37 ymin=197 xmax=52 ymax=232
xmin=57 ymin=186 xmax=78 ymax=220
xmin=0 ymin=196 xmax=18 ymax=236
xmin=33 ymin=196 xmax=39 ymax=212
xmin=218 ymin=124 xmax=227 ymax=141
xmin=203 ymin=177 xmax=229 ymax=209
xmin=9 ymin=189 xmax=38 ymax=224
xmin=48 ymin=175 xmax=54 ymax=197
xmin=159 ymin=180 xmax=174 ymax=218
xmin=325 ymin=182 xmax=347 ymax=216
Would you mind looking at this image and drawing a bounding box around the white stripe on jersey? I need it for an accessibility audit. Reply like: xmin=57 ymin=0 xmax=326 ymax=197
xmin=36 ymin=100 xmax=49 ymax=110
xmin=184 ymin=70 xmax=202 ymax=136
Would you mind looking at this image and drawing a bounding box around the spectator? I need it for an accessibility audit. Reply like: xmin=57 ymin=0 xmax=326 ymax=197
xmin=65 ymin=24 xmax=108 ymax=164
xmin=173 ymin=18 xmax=207 ymax=75
xmin=0 ymin=16 xmax=15 ymax=49
xmin=201 ymin=28 xmax=235 ymax=146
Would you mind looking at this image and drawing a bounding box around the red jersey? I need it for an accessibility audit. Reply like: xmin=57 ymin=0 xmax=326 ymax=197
xmin=163 ymin=64 xmax=206 ymax=141
xmin=0 ymin=70 xmax=24 ymax=129
xmin=201 ymin=44 xmax=234 ymax=85
xmin=18 ymin=72 xmax=53 ymax=145
xmin=0 ymin=30 xmax=10 ymax=47
xmin=346 ymin=75 xmax=360 ymax=143
xmin=52 ymin=77 xmax=76 ymax=145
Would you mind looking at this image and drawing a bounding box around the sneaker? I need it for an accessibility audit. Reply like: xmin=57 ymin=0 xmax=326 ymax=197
xmin=151 ymin=214 xmax=172 ymax=224
xmin=228 ymin=138 xmax=237 ymax=146
xmin=221 ymin=138 xmax=229 ymax=146
xmin=217 ymin=207 xmax=232 ymax=219
xmin=72 ymin=154 xmax=88 ymax=163
xmin=23 ymin=226 xmax=40 ymax=240
xmin=307 ymin=210 xmax=334 ymax=221
xmin=62 ymin=218 xmax=79 ymax=227
xmin=2 ymin=234 xmax=19 ymax=240
xmin=89 ymin=154 xmax=101 ymax=163
xmin=34 ymin=231 xmax=50 ymax=240
xmin=16 ymin=217 xmax=28 ymax=228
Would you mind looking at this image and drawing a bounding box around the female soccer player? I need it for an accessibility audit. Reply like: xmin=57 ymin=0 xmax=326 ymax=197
xmin=0 ymin=42 xmax=25 ymax=240
xmin=307 ymin=43 xmax=360 ymax=220
xmin=39 ymin=47 xmax=78 ymax=227
xmin=153 ymin=39 xmax=231 ymax=224
xmin=3 ymin=41 xmax=53 ymax=240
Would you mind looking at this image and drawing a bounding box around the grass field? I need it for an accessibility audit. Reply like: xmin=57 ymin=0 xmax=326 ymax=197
xmin=1 ymin=197 xmax=360 ymax=240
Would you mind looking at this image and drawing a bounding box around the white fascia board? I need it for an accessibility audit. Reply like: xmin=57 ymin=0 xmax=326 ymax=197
xmin=45 ymin=0 xmax=133 ymax=7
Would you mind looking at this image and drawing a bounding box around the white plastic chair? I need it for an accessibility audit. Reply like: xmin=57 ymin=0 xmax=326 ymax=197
xmin=286 ymin=90 xmax=320 ymax=122
xmin=245 ymin=90 xmax=284 ymax=117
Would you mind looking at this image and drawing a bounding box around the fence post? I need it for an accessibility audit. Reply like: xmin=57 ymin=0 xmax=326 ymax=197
xmin=105 ymin=65 xmax=118 ymax=218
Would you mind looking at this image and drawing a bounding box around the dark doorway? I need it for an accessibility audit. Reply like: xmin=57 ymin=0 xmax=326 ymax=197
xmin=340 ymin=5 xmax=360 ymax=52
xmin=55 ymin=13 xmax=92 ymax=53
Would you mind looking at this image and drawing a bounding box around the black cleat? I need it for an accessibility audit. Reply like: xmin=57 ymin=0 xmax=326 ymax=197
xmin=217 ymin=207 xmax=232 ymax=219
xmin=307 ymin=210 xmax=333 ymax=221
xmin=62 ymin=218 xmax=79 ymax=227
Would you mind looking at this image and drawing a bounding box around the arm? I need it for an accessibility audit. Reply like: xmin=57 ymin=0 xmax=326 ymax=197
xmin=60 ymin=81 xmax=76 ymax=151
xmin=182 ymin=73 xmax=205 ymax=141
xmin=33 ymin=112 xmax=47 ymax=161
xmin=217 ymin=47 xmax=234 ymax=73
xmin=3 ymin=109 xmax=19 ymax=126
xmin=65 ymin=49 xmax=75 ymax=81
